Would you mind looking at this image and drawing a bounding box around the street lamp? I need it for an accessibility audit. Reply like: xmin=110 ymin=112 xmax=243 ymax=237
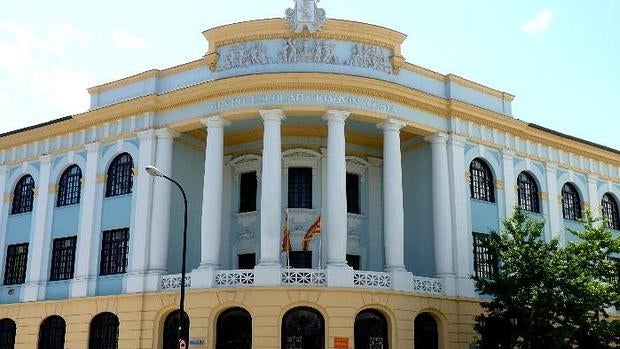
xmin=145 ymin=165 xmax=189 ymax=349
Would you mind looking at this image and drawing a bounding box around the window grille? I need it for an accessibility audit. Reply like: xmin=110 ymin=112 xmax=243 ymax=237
xmin=602 ymin=194 xmax=620 ymax=230
xmin=346 ymin=173 xmax=361 ymax=214
xmin=105 ymin=153 xmax=133 ymax=197
xmin=355 ymin=309 xmax=389 ymax=349
xmin=50 ymin=236 xmax=77 ymax=281
xmin=57 ymin=165 xmax=82 ymax=207
xmin=38 ymin=316 xmax=66 ymax=349
xmin=561 ymin=183 xmax=582 ymax=221
xmin=470 ymin=159 xmax=495 ymax=202
xmin=88 ymin=312 xmax=119 ymax=349
xmin=288 ymin=167 xmax=312 ymax=209
xmin=517 ymin=172 xmax=540 ymax=213
xmin=0 ymin=318 xmax=16 ymax=349
xmin=281 ymin=307 xmax=325 ymax=349
xmin=99 ymin=228 xmax=130 ymax=276
xmin=11 ymin=175 xmax=35 ymax=214
xmin=3 ymin=243 xmax=28 ymax=285
xmin=472 ymin=233 xmax=497 ymax=280
xmin=239 ymin=171 xmax=257 ymax=213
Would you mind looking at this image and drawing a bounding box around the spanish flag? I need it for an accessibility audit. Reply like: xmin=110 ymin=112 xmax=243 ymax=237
xmin=281 ymin=211 xmax=292 ymax=252
xmin=302 ymin=215 xmax=321 ymax=251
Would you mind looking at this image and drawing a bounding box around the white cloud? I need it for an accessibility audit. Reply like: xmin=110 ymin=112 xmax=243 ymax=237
xmin=0 ymin=89 xmax=9 ymax=106
xmin=522 ymin=10 xmax=553 ymax=34
xmin=112 ymin=29 xmax=152 ymax=50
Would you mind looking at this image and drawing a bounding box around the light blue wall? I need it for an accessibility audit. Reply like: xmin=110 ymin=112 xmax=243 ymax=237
xmin=471 ymin=201 xmax=500 ymax=234
xmin=5 ymin=214 xmax=31 ymax=244
xmin=96 ymin=275 xmax=124 ymax=296
xmin=101 ymin=196 xmax=132 ymax=230
xmin=51 ymin=205 xmax=80 ymax=238
xmin=402 ymin=144 xmax=435 ymax=277
xmin=45 ymin=282 xmax=69 ymax=300
xmin=166 ymin=141 xmax=205 ymax=273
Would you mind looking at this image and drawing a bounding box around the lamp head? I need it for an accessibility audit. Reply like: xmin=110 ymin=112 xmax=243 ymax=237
xmin=145 ymin=165 xmax=163 ymax=177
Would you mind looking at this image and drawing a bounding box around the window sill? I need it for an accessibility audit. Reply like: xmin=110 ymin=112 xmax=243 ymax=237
xmin=470 ymin=198 xmax=498 ymax=206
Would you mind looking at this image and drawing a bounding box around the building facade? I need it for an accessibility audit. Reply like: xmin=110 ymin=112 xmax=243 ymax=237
xmin=0 ymin=2 xmax=619 ymax=348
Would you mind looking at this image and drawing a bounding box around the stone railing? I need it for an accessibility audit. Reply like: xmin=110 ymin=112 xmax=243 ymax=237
xmin=281 ymin=268 xmax=326 ymax=286
xmin=160 ymin=274 xmax=192 ymax=291
xmin=215 ymin=270 xmax=255 ymax=287
xmin=353 ymin=271 xmax=391 ymax=289
xmin=411 ymin=276 xmax=443 ymax=295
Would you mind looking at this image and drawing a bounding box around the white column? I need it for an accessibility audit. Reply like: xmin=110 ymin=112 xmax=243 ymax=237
xmin=545 ymin=163 xmax=562 ymax=240
xmin=254 ymin=109 xmax=285 ymax=286
xmin=125 ymin=130 xmax=156 ymax=293
xmin=71 ymin=143 xmax=100 ymax=298
xmin=198 ymin=116 xmax=230 ymax=272
xmin=380 ymin=119 xmax=406 ymax=272
xmin=501 ymin=149 xmax=516 ymax=218
xmin=23 ymin=154 xmax=52 ymax=302
xmin=145 ymin=129 xmax=176 ymax=291
xmin=447 ymin=135 xmax=472 ymax=297
xmin=426 ymin=133 xmax=455 ymax=287
xmin=367 ymin=158 xmax=383 ymax=272
xmin=324 ymin=110 xmax=349 ymax=267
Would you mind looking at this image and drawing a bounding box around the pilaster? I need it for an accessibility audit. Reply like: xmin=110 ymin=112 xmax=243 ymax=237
xmin=545 ymin=163 xmax=562 ymax=240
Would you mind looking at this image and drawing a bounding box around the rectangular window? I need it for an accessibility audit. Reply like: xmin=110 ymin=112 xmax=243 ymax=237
xmin=239 ymin=171 xmax=258 ymax=213
xmin=346 ymin=173 xmax=360 ymax=214
xmin=238 ymin=253 xmax=256 ymax=269
xmin=288 ymin=167 xmax=312 ymax=209
xmin=100 ymin=228 xmax=130 ymax=276
xmin=4 ymin=243 xmax=28 ymax=285
xmin=472 ymin=232 xmax=498 ymax=279
xmin=289 ymin=251 xmax=312 ymax=268
xmin=346 ymin=254 xmax=361 ymax=270
xmin=50 ymin=236 xmax=77 ymax=281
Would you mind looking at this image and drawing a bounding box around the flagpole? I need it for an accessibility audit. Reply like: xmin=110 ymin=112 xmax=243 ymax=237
xmin=317 ymin=233 xmax=322 ymax=269
xmin=286 ymin=208 xmax=291 ymax=268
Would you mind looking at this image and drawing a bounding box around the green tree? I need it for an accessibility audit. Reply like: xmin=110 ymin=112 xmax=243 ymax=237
xmin=473 ymin=209 xmax=620 ymax=348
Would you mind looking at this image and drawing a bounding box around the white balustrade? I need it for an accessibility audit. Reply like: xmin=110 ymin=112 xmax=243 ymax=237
xmin=160 ymin=274 xmax=192 ymax=291
xmin=215 ymin=270 xmax=255 ymax=287
xmin=353 ymin=271 xmax=391 ymax=289
xmin=281 ymin=268 xmax=327 ymax=286
xmin=411 ymin=276 xmax=443 ymax=294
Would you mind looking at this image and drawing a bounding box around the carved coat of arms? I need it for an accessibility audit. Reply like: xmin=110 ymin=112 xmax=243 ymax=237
xmin=285 ymin=0 xmax=326 ymax=33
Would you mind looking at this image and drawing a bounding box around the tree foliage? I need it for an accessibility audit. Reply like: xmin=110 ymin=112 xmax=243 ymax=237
xmin=473 ymin=209 xmax=620 ymax=348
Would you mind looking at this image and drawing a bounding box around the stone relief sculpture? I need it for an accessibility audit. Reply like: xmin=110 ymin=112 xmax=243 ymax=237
xmin=345 ymin=43 xmax=392 ymax=73
xmin=285 ymin=0 xmax=326 ymax=33
xmin=217 ymin=42 xmax=271 ymax=70
xmin=279 ymin=39 xmax=337 ymax=64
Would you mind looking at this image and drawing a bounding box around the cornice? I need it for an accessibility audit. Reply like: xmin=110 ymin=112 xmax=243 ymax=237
xmin=446 ymin=74 xmax=514 ymax=101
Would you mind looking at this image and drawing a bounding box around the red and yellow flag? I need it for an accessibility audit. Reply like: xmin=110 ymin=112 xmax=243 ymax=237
xmin=302 ymin=215 xmax=321 ymax=251
xmin=281 ymin=211 xmax=292 ymax=252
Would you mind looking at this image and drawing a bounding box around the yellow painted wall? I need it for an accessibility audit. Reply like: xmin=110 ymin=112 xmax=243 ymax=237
xmin=0 ymin=288 xmax=482 ymax=349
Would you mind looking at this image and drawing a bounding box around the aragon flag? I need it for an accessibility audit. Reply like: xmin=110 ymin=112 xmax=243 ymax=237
xmin=281 ymin=211 xmax=292 ymax=252
xmin=302 ymin=216 xmax=321 ymax=251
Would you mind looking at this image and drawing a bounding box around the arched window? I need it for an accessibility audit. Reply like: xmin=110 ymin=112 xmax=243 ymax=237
xmin=57 ymin=165 xmax=82 ymax=207
xmin=562 ymin=183 xmax=582 ymax=221
xmin=162 ymin=310 xmax=189 ymax=349
xmin=11 ymin=175 xmax=35 ymax=214
xmin=414 ymin=313 xmax=438 ymax=349
xmin=602 ymin=193 xmax=620 ymax=230
xmin=282 ymin=307 xmax=324 ymax=349
xmin=216 ymin=307 xmax=252 ymax=349
xmin=105 ymin=153 xmax=133 ymax=197
xmin=470 ymin=159 xmax=495 ymax=202
xmin=38 ymin=315 xmax=66 ymax=349
xmin=89 ymin=312 xmax=119 ymax=349
xmin=517 ymin=172 xmax=540 ymax=213
xmin=0 ymin=318 xmax=16 ymax=349
xmin=354 ymin=309 xmax=389 ymax=349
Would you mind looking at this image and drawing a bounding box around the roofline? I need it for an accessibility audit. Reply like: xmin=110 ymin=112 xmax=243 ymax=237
xmin=527 ymin=123 xmax=620 ymax=155
xmin=0 ymin=116 xmax=73 ymax=138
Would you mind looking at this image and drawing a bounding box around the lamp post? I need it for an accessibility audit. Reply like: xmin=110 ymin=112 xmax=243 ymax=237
xmin=145 ymin=165 xmax=188 ymax=349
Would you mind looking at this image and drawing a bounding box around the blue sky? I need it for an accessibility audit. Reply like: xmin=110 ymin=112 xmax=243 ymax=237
xmin=0 ymin=1 xmax=618 ymax=149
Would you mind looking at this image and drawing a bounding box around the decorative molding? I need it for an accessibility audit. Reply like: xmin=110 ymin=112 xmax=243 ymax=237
xmin=96 ymin=175 xmax=107 ymax=184
xmin=285 ymin=0 xmax=326 ymax=34
xmin=230 ymin=154 xmax=262 ymax=182
xmin=539 ymin=192 xmax=548 ymax=200
xmin=4 ymin=194 xmax=12 ymax=203
xmin=346 ymin=156 xmax=369 ymax=182
xmin=495 ymin=180 xmax=504 ymax=190
xmin=282 ymin=148 xmax=322 ymax=176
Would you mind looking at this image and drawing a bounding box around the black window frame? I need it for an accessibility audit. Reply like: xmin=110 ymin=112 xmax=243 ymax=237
xmin=88 ymin=312 xmax=119 ymax=349
xmin=38 ymin=315 xmax=66 ymax=349
xmin=561 ymin=183 xmax=582 ymax=221
xmin=105 ymin=153 xmax=133 ymax=198
xmin=239 ymin=171 xmax=258 ymax=213
xmin=602 ymin=193 xmax=620 ymax=230
xmin=355 ymin=309 xmax=389 ymax=349
xmin=57 ymin=165 xmax=82 ymax=207
xmin=0 ymin=318 xmax=16 ymax=349
xmin=99 ymin=228 xmax=130 ymax=276
xmin=289 ymin=251 xmax=312 ymax=269
xmin=50 ymin=236 xmax=77 ymax=281
xmin=3 ymin=243 xmax=28 ymax=285
xmin=517 ymin=172 xmax=540 ymax=213
xmin=470 ymin=158 xmax=495 ymax=202
xmin=346 ymin=172 xmax=361 ymax=214
xmin=237 ymin=253 xmax=256 ymax=269
xmin=472 ymin=232 xmax=498 ymax=280
xmin=288 ymin=167 xmax=312 ymax=209
xmin=11 ymin=175 xmax=35 ymax=215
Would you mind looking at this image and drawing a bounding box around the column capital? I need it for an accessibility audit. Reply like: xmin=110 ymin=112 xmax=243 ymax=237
xmin=84 ymin=142 xmax=100 ymax=153
xmin=322 ymin=110 xmax=350 ymax=123
xmin=259 ymin=109 xmax=286 ymax=122
xmin=155 ymin=128 xmax=180 ymax=140
xmin=39 ymin=154 xmax=53 ymax=165
xmin=377 ymin=118 xmax=405 ymax=132
xmin=545 ymin=162 xmax=558 ymax=172
xmin=424 ymin=132 xmax=448 ymax=144
xmin=201 ymin=115 xmax=231 ymax=128
xmin=447 ymin=134 xmax=466 ymax=147
xmin=137 ymin=129 xmax=156 ymax=141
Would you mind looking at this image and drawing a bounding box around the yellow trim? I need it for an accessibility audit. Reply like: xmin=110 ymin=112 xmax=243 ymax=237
xmin=495 ymin=180 xmax=505 ymax=190
xmin=3 ymin=194 xmax=12 ymax=203
xmin=49 ymin=184 xmax=58 ymax=194
xmin=446 ymin=74 xmax=515 ymax=101
xmin=96 ymin=175 xmax=107 ymax=184
xmin=539 ymin=192 xmax=548 ymax=200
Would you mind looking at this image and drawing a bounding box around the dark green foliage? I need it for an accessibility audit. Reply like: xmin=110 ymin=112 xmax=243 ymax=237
xmin=473 ymin=209 xmax=620 ymax=348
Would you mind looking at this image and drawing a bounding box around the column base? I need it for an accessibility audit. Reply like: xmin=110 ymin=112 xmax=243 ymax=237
xmin=191 ymin=266 xmax=216 ymax=288
xmin=455 ymin=276 xmax=476 ymax=298
xmin=254 ymin=264 xmax=282 ymax=286
xmin=144 ymin=271 xmax=165 ymax=292
xmin=391 ymin=270 xmax=413 ymax=292
xmin=125 ymin=272 xmax=148 ymax=293
xmin=326 ymin=265 xmax=354 ymax=287
xmin=70 ymin=277 xmax=95 ymax=298
xmin=22 ymin=282 xmax=45 ymax=302
xmin=437 ymin=273 xmax=457 ymax=296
